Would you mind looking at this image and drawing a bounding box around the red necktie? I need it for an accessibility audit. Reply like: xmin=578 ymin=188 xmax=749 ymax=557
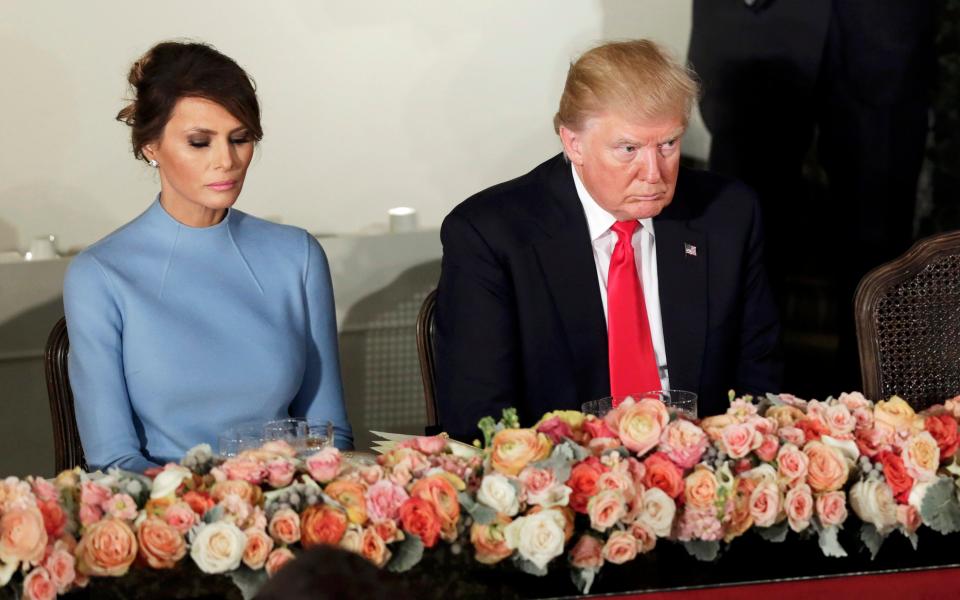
xmin=607 ymin=220 xmax=661 ymax=402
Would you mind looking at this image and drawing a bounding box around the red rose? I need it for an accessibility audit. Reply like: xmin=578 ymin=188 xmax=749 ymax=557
xmin=566 ymin=457 xmax=609 ymax=513
xmin=181 ymin=491 xmax=216 ymax=517
xmin=796 ymin=419 xmax=830 ymax=443
xmin=536 ymin=417 xmax=574 ymax=444
xmin=925 ymin=414 xmax=959 ymax=460
xmin=878 ymin=451 xmax=914 ymax=504
xmin=398 ymin=497 xmax=441 ymax=548
xmin=642 ymin=452 xmax=684 ymax=499
xmin=38 ymin=499 xmax=67 ymax=538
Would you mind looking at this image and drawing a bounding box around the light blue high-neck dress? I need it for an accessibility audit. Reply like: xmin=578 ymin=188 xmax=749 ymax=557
xmin=63 ymin=199 xmax=353 ymax=473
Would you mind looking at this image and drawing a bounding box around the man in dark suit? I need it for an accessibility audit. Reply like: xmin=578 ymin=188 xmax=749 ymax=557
xmin=435 ymin=40 xmax=782 ymax=442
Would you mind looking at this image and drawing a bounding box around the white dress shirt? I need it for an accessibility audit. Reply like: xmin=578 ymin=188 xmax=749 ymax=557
xmin=571 ymin=164 xmax=670 ymax=390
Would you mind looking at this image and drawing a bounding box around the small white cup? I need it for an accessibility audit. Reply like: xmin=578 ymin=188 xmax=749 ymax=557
xmin=388 ymin=207 xmax=418 ymax=233
xmin=25 ymin=235 xmax=58 ymax=261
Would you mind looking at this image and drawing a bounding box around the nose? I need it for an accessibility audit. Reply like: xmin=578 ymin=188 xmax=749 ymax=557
xmin=212 ymin=139 xmax=238 ymax=171
xmin=635 ymin=146 xmax=662 ymax=183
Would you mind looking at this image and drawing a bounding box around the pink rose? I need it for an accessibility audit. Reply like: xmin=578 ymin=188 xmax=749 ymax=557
xmin=629 ymin=522 xmax=657 ymax=553
xmin=519 ymin=467 xmax=556 ymax=498
xmin=776 ymin=444 xmax=809 ymax=484
xmin=265 ymin=547 xmax=295 ymax=577
xmin=305 ymin=447 xmax=342 ymax=483
xmin=358 ymin=464 xmax=385 ymax=485
xmin=897 ymin=504 xmax=922 ymax=534
xmin=838 ymin=392 xmax=869 ymax=411
xmin=414 ymin=436 xmax=448 ymax=455
xmin=0 ymin=506 xmax=47 ymax=565
xmin=221 ymin=457 xmax=268 ymax=484
xmin=536 ymin=417 xmax=574 ymax=444
xmin=587 ymin=490 xmax=626 ymax=532
xmin=265 ymin=459 xmax=296 ymax=488
xmin=164 ymin=502 xmax=199 ymax=535
xmin=778 ymin=426 xmax=806 ymax=447
xmin=78 ymin=504 xmax=103 ymax=527
xmin=243 ymin=528 xmax=274 ymax=570
xmin=601 ymin=530 xmax=638 ymax=565
xmin=583 ymin=417 xmax=618 ymax=440
xmin=364 ymin=480 xmax=410 ymax=523
xmin=22 ymin=566 xmax=56 ymax=600
xmin=852 ymin=407 xmax=874 ymax=430
xmin=267 ymin=508 xmax=301 ymax=545
xmin=816 ymin=491 xmax=848 ymax=527
xmin=596 ymin=470 xmax=635 ymax=502
xmin=569 ymin=534 xmax=604 ymax=569
xmin=756 ymin=434 xmax=780 ymax=462
xmin=825 ymin=405 xmax=856 ymax=438
xmin=721 ymin=422 xmax=762 ymax=459
xmin=79 ymin=482 xmax=111 ymax=508
xmin=44 ymin=546 xmax=76 ymax=594
xmin=658 ymin=420 xmax=709 ymax=469
xmin=606 ymin=398 xmax=669 ymax=455
xmin=104 ymin=493 xmax=138 ymax=521
xmin=30 ymin=478 xmax=58 ymax=503
xmin=748 ymin=480 xmax=781 ymax=527
xmin=785 ymin=484 xmax=813 ymax=532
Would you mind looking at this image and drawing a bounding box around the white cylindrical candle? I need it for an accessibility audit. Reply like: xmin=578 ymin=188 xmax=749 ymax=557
xmin=388 ymin=207 xmax=418 ymax=233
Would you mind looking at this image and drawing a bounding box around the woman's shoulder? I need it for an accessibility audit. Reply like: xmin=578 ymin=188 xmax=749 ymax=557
xmin=229 ymin=210 xmax=324 ymax=270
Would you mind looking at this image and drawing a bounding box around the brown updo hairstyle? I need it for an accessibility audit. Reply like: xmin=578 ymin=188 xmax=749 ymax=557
xmin=116 ymin=41 xmax=263 ymax=162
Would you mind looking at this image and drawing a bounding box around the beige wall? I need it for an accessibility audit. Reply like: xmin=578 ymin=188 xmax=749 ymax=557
xmin=0 ymin=0 xmax=703 ymax=255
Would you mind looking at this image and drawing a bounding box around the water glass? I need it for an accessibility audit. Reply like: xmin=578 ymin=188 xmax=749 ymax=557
xmin=263 ymin=418 xmax=308 ymax=445
xmin=640 ymin=389 xmax=699 ymax=419
xmin=218 ymin=423 xmax=266 ymax=458
xmin=302 ymin=419 xmax=335 ymax=455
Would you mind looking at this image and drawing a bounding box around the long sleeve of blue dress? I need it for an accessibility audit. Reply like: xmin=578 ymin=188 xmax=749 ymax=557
xmin=63 ymin=199 xmax=354 ymax=472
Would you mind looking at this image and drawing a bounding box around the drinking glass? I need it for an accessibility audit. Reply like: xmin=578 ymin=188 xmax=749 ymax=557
xmin=263 ymin=418 xmax=308 ymax=446
xmin=639 ymin=389 xmax=699 ymax=419
xmin=218 ymin=422 xmax=266 ymax=458
xmin=301 ymin=419 xmax=334 ymax=456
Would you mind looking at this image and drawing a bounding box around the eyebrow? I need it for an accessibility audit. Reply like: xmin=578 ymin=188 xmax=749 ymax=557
xmin=184 ymin=126 xmax=249 ymax=135
xmin=614 ymin=129 xmax=686 ymax=146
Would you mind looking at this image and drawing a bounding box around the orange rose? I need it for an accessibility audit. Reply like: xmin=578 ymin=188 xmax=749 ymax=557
xmin=137 ymin=517 xmax=186 ymax=569
xmin=181 ymin=491 xmax=216 ymax=517
xmin=803 ymin=441 xmax=849 ymax=493
xmin=324 ymin=480 xmax=368 ymax=525
xmin=76 ymin=518 xmax=137 ymax=577
xmin=684 ymin=467 xmax=719 ymax=510
xmin=470 ymin=515 xmax=513 ymax=565
xmin=242 ymin=529 xmax=274 ymax=570
xmin=210 ymin=480 xmax=262 ymax=505
xmin=360 ymin=527 xmax=390 ymax=567
xmin=566 ymin=457 xmax=609 ymax=513
xmin=0 ymin=506 xmax=47 ymax=565
xmin=372 ymin=519 xmax=403 ymax=544
xmin=267 ymin=507 xmax=301 ymax=545
xmin=490 ymin=429 xmax=552 ymax=477
xmin=409 ymin=475 xmax=460 ymax=541
xmin=398 ymin=497 xmax=441 ymax=548
xmin=642 ymin=453 xmax=684 ymax=499
xmin=300 ymin=505 xmax=348 ymax=548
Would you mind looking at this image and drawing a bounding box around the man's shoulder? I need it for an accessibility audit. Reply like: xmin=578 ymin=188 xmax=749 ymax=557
xmin=672 ymin=167 xmax=761 ymax=223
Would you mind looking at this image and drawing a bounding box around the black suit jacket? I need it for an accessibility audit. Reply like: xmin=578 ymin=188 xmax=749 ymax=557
xmin=435 ymin=154 xmax=782 ymax=442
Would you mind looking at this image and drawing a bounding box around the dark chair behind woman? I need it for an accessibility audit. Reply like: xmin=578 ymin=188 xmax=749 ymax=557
xmin=416 ymin=288 xmax=440 ymax=434
xmin=855 ymin=230 xmax=960 ymax=409
xmin=44 ymin=317 xmax=86 ymax=472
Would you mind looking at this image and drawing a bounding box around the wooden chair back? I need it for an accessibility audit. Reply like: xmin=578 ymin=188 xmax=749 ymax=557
xmin=44 ymin=317 xmax=86 ymax=472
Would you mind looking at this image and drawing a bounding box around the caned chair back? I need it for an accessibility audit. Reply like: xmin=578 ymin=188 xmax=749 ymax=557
xmin=416 ymin=289 xmax=440 ymax=431
xmin=855 ymin=231 xmax=960 ymax=409
xmin=44 ymin=317 xmax=86 ymax=472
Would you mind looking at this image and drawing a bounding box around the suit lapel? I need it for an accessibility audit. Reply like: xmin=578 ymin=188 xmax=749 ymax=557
xmin=655 ymin=178 xmax=707 ymax=395
xmin=532 ymin=157 xmax=610 ymax=399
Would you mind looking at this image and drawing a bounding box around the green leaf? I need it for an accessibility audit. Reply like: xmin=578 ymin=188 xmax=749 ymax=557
xmin=571 ymin=568 xmax=598 ymax=595
xmin=203 ymin=505 xmax=225 ymax=525
xmin=765 ymin=393 xmax=784 ymax=406
xmin=899 ymin=527 xmax=919 ymax=551
xmin=920 ymin=477 xmax=960 ymax=534
xmin=755 ymin=522 xmax=788 ymax=543
xmin=532 ymin=442 xmax=579 ymax=483
xmin=859 ymin=523 xmax=885 ymax=560
xmin=458 ymin=491 xmax=497 ymax=525
xmin=683 ymin=540 xmax=720 ymax=561
xmin=386 ymin=535 xmax=424 ymax=573
xmin=513 ymin=555 xmax=548 ymax=577
xmin=227 ymin=567 xmax=268 ymax=599
xmin=817 ymin=525 xmax=848 ymax=558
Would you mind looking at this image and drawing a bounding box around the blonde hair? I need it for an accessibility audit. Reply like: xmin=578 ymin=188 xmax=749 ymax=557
xmin=553 ymin=39 xmax=700 ymax=134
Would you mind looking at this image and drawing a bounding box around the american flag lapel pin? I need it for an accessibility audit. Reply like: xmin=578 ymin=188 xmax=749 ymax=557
xmin=684 ymin=242 xmax=698 ymax=257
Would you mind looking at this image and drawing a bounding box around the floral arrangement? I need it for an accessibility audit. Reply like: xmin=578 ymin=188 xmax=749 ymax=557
xmin=2 ymin=391 xmax=960 ymax=598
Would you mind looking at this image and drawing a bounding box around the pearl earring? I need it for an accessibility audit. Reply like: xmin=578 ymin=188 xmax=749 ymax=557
xmin=148 ymin=159 xmax=158 ymax=168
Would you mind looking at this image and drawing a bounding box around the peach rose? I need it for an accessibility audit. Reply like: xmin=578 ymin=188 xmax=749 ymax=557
xmin=700 ymin=414 xmax=737 ymax=442
xmin=163 ymin=502 xmax=198 ymax=535
xmin=305 ymin=447 xmax=342 ymax=483
xmin=221 ymin=457 xmax=268 ymax=484
xmin=137 ymin=517 xmax=186 ymax=569
xmin=608 ymin=398 xmax=669 ymax=455
xmin=629 ymin=522 xmax=657 ymax=553
xmin=721 ymin=422 xmax=762 ymax=459
xmin=756 ymin=434 xmax=780 ymax=462
xmin=360 ymin=527 xmax=391 ymax=567
xmin=490 ymin=429 xmax=552 ymax=477
xmin=658 ymin=420 xmax=709 ymax=469
xmin=642 ymin=452 xmax=684 ymax=499
xmin=325 ymin=480 xmax=368 ymax=525
xmin=0 ymin=506 xmax=47 ymax=565
xmin=785 ymin=484 xmax=813 ymax=532
xmin=778 ymin=426 xmax=806 ymax=447
xmin=601 ymin=530 xmax=638 ymax=565
xmin=398 ymin=497 xmax=441 ymax=548
xmin=776 ymin=443 xmax=809 ymax=484
xmin=76 ymin=518 xmax=137 ymax=577
xmin=766 ymin=405 xmax=806 ymax=429
xmin=803 ymin=441 xmax=849 ymax=493
xmin=22 ymin=566 xmax=56 ymax=600
xmin=373 ymin=519 xmax=403 ymax=544
xmin=265 ymin=459 xmax=296 ymax=489
xmin=409 ymin=475 xmax=460 ymax=540
xmin=267 ymin=507 xmax=301 ymax=545
xmin=748 ymin=480 xmax=781 ymax=527
xmin=587 ymin=490 xmax=626 ymax=532
xmin=470 ymin=516 xmax=513 ymax=565
xmin=365 ymin=480 xmax=410 ymax=523
xmin=43 ymin=546 xmax=76 ymax=594
xmin=210 ymin=480 xmax=261 ymax=505
xmin=901 ymin=432 xmax=940 ymax=482
xmin=243 ymin=528 xmax=274 ymax=570
xmin=874 ymin=396 xmax=919 ymax=434
xmin=725 ymin=477 xmax=757 ymax=542
xmin=815 ymin=491 xmax=848 ymax=527
xmin=300 ymin=505 xmax=348 ymax=547
xmin=825 ymin=404 xmax=856 ymax=437
xmin=684 ymin=467 xmax=719 ymax=510
xmin=265 ymin=547 xmax=295 ymax=577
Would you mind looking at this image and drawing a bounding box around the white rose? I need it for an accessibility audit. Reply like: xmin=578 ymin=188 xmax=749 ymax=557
xmin=190 ymin=522 xmax=247 ymax=574
xmin=151 ymin=466 xmax=192 ymax=499
xmin=340 ymin=525 xmax=363 ymax=554
xmin=849 ymin=479 xmax=897 ymax=532
xmin=637 ymin=487 xmax=676 ymax=538
xmin=529 ymin=484 xmax=572 ymax=509
xmin=0 ymin=558 xmax=16 ymax=587
xmin=503 ymin=509 xmax=566 ymax=570
xmin=741 ymin=463 xmax=777 ymax=483
xmin=821 ymin=435 xmax=860 ymax=464
xmin=477 ymin=474 xmax=520 ymax=517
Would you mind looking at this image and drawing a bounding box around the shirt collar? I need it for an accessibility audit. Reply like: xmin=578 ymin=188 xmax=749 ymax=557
xmin=571 ymin=162 xmax=654 ymax=242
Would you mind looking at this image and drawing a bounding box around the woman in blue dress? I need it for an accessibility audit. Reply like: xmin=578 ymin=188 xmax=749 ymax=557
xmin=63 ymin=41 xmax=353 ymax=472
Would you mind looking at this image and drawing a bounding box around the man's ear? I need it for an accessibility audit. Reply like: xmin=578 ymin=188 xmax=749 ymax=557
xmin=559 ymin=126 xmax=584 ymax=165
